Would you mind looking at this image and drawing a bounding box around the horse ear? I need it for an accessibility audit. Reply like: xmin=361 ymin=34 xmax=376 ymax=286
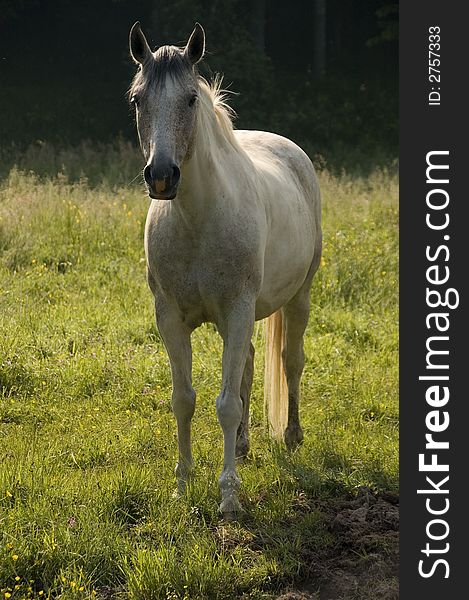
xmin=130 ymin=22 xmax=151 ymax=64
xmin=184 ymin=23 xmax=205 ymax=65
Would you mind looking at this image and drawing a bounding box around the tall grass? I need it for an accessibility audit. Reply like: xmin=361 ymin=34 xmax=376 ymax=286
xmin=0 ymin=140 xmax=143 ymax=187
xmin=0 ymin=155 xmax=398 ymax=599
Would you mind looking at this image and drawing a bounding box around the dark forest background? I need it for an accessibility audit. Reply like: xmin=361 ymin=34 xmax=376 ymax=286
xmin=0 ymin=0 xmax=398 ymax=172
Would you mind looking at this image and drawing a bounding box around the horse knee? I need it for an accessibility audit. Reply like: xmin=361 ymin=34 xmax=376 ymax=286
xmin=216 ymin=392 xmax=242 ymax=431
xmin=172 ymin=387 xmax=196 ymax=422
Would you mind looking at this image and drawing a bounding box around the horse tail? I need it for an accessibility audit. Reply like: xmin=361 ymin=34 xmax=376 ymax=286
xmin=264 ymin=310 xmax=288 ymax=439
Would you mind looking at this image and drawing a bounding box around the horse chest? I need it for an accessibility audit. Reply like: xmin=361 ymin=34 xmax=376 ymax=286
xmin=156 ymin=251 xmax=204 ymax=303
xmin=149 ymin=239 xmax=249 ymax=315
xmin=147 ymin=220 xmax=260 ymax=321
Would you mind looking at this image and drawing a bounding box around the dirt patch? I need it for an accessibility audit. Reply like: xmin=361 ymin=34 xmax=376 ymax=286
xmin=277 ymin=487 xmax=399 ymax=600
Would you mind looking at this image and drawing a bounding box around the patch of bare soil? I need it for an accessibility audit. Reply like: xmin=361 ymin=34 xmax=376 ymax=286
xmin=277 ymin=487 xmax=399 ymax=600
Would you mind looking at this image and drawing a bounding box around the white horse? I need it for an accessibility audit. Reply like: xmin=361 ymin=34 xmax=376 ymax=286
xmin=129 ymin=22 xmax=322 ymax=517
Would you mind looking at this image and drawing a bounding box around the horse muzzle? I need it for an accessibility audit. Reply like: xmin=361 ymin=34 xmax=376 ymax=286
xmin=144 ymin=161 xmax=180 ymax=200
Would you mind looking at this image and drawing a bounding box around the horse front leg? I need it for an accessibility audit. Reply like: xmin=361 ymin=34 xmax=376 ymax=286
xmin=216 ymin=300 xmax=255 ymax=518
xmin=155 ymin=304 xmax=195 ymax=495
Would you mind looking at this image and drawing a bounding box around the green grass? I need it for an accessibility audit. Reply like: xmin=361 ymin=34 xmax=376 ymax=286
xmin=0 ymin=158 xmax=398 ymax=599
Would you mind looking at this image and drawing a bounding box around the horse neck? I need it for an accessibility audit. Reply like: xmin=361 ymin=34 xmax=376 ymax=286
xmin=177 ymin=84 xmax=244 ymax=218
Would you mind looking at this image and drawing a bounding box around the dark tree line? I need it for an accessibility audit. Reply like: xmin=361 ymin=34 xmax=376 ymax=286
xmin=0 ymin=0 xmax=398 ymax=169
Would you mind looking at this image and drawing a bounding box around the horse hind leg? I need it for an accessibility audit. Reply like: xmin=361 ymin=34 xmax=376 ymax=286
xmin=282 ymin=244 xmax=321 ymax=449
xmin=282 ymin=261 xmax=319 ymax=449
xmin=236 ymin=342 xmax=255 ymax=459
xmin=281 ymin=301 xmax=307 ymax=449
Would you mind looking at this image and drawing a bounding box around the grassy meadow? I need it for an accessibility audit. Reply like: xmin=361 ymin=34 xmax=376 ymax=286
xmin=0 ymin=146 xmax=398 ymax=599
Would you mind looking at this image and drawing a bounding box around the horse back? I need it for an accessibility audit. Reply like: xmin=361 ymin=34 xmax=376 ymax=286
xmin=235 ymin=130 xmax=320 ymax=213
xmin=234 ymin=129 xmax=322 ymax=317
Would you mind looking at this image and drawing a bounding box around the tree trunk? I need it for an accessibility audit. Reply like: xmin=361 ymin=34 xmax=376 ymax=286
xmin=250 ymin=0 xmax=266 ymax=53
xmin=313 ymin=0 xmax=327 ymax=77
xmin=332 ymin=1 xmax=342 ymax=58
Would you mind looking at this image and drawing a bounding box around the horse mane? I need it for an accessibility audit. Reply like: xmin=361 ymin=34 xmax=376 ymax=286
xmin=196 ymin=76 xmax=243 ymax=158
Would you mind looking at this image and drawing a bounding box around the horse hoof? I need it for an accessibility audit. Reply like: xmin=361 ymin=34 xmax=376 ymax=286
xmin=173 ymin=478 xmax=189 ymax=498
xmin=172 ymin=483 xmax=187 ymax=499
xmin=284 ymin=425 xmax=304 ymax=450
xmin=219 ymin=494 xmax=242 ymax=518
xmin=220 ymin=506 xmax=242 ymax=521
xmin=221 ymin=511 xmax=238 ymax=522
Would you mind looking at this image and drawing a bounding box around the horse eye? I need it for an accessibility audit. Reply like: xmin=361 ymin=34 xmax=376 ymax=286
xmin=131 ymin=95 xmax=140 ymax=107
xmin=188 ymin=95 xmax=197 ymax=107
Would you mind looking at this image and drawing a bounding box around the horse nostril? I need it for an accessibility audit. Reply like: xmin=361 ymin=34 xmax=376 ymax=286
xmin=172 ymin=165 xmax=180 ymax=185
xmin=143 ymin=164 xmax=153 ymax=185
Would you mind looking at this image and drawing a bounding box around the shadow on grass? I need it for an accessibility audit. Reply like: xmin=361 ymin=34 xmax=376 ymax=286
xmin=227 ymin=451 xmax=399 ymax=599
